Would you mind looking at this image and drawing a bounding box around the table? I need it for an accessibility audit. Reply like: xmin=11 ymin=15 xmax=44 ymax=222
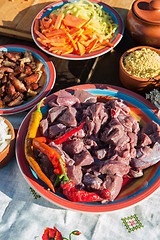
xmin=0 ymin=1 xmax=160 ymax=239
xmin=0 ymin=0 xmax=132 ymax=39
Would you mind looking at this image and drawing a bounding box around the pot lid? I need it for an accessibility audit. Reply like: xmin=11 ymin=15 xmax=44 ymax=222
xmin=132 ymin=0 xmax=160 ymax=24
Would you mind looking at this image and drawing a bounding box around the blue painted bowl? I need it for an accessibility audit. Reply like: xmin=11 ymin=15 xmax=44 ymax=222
xmin=0 ymin=45 xmax=56 ymax=115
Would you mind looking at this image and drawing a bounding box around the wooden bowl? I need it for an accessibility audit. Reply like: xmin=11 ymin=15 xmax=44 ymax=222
xmin=119 ymin=46 xmax=160 ymax=93
xmin=0 ymin=117 xmax=15 ymax=168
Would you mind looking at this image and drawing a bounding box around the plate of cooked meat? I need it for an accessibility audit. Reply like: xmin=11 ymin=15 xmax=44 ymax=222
xmin=0 ymin=45 xmax=56 ymax=115
xmin=16 ymin=84 xmax=160 ymax=212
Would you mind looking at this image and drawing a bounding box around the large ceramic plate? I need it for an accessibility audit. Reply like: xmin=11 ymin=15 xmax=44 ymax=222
xmin=31 ymin=0 xmax=124 ymax=60
xmin=16 ymin=84 xmax=160 ymax=212
xmin=0 ymin=45 xmax=56 ymax=115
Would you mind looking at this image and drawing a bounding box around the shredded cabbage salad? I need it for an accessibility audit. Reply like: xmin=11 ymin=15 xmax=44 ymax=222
xmin=50 ymin=0 xmax=118 ymax=41
xmin=0 ymin=118 xmax=11 ymax=152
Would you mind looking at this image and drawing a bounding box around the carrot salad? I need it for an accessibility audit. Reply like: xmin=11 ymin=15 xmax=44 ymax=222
xmin=34 ymin=0 xmax=118 ymax=56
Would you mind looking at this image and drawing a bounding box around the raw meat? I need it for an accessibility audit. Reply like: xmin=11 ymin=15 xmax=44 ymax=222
xmin=35 ymin=89 xmax=160 ymax=203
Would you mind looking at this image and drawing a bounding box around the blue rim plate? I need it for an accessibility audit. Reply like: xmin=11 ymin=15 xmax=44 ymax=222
xmin=0 ymin=45 xmax=56 ymax=115
xmin=16 ymin=84 xmax=160 ymax=212
xmin=31 ymin=0 xmax=124 ymax=60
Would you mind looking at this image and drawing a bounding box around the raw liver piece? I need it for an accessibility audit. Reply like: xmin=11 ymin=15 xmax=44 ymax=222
xmin=99 ymin=160 xmax=130 ymax=176
xmin=39 ymin=118 xmax=48 ymax=137
xmin=48 ymin=123 xmax=66 ymax=138
xmin=48 ymin=106 xmax=67 ymax=123
xmin=67 ymin=165 xmax=83 ymax=185
xmin=62 ymin=138 xmax=84 ymax=156
xmin=56 ymin=90 xmax=80 ymax=106
xmin=83 ymin=173 xmax=103 ymax=190
xmin=131 ymin=142 xmax=160 ymax=169
xmin=73 ymin=88 xmax=97 ymax=104
xmin=74 ymin=149 xmax=94 ymax=167
xmin=102 ymin=174 xmax=123 ymax=201
xmin=58 ymin=106 xmax=77 ymax=127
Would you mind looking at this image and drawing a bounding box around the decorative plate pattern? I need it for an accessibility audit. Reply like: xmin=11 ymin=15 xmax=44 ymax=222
xmin=16 ymin=84 xmax=160 ymax=212
xmin=31 ymin=0 xmax=124 ymax=60
xmin=0 ymin=45 xmax=56 ymax=115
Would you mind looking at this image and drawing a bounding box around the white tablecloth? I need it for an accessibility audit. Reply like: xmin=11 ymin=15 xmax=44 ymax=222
xmin=0 ymin=112 xmax=160 ymax=240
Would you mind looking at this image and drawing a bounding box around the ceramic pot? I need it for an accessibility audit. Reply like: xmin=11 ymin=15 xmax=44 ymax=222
xmin=119 ymin=46 xmax=160 ymax=93
xmin=126 ymin=0 xmax=160 ymax=47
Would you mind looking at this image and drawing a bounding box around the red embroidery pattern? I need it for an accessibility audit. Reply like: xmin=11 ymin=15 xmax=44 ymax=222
xmin=42 ymin=226 xmax=81 ymax=240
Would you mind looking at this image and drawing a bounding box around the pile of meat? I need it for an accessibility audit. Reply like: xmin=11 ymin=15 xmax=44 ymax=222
xmin=0 ymin=50 xmax=44 ymax=107
xmin=36 ymin=89 xmax=160 ymax=202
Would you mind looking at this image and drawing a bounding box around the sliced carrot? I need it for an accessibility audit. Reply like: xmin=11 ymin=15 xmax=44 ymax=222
xmin=77 ymin=28 xmax=84 ymax=37
xmin=39 ymin=19 xmax=45 ymax=30
xmin=60 ymin=23 xmax=66 ymax=29
xmin=55 ymin=13 xmax=64 ymax=29
xmin=41 ymin=29 xmax=49 ymax=34
xmin=66 ymin=31 xmax=78 ymax=51
xmin=101 ymin=40 xmax=114 ymax=47
xmin=69 ymin=27 xmax=81 ymax=36
xmin=50 ymin=42 xmax=65 ymax=47
xmin=41 ymin=17 xmax=52 ymax=29
xmin=49 ymin=46 xmax=73 ymax=55
xmin=49 ymin=46 xmax=68 ymax=51
xmin=63 ymin=14 xmax=87 ymax=28
xmin=86 ymin=39 xmax=98 ymax=53
xmin=35 ymin=30 xmax=48 ymax=41
xmin=37 ymin=38 xmax=48 ymax=47
xmin=62 ymin=48 xmax=74 ymax=55
xmin=36 ymin=12 xmax=114 ymax=56
xmin=80 ymin=39 xmax=95 ymax=47
xmin=82 ymin=28 xmax=93 ymax=37
xmin=92 ymin=44 xmax=105 ymax=51
xmin=79 ymin=33 xmax=88 ymax=41
xmin=49 ymin=38 xmax=66 ymax=46
xmin=82 ymin=18 xmax=92 ymax=28
xmin=44 ymin=29 xmax=65 ymax=37
xmin=50 ymin=13 xmax=57 ymax=24
xmin=77 ymin=42 xmax=85 ymax=56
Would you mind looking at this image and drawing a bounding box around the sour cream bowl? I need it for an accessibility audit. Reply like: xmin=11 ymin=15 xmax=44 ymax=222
xmin=0 ymin=117 xmax=15 ymax=168
xmin=119 ymin=46 xmax=160 ymax=93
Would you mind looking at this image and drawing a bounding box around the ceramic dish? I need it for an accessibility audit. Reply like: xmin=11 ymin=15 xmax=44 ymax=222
xmin=119 ymin=46 xmax=160 ymax=93
xmin=0 ymin=45 xmax=56 ymax=115
xmin=31 ymin=0 xmax=124 ymax=60
xmin=126 ymin=0 xmax=160 ymax=47
xmin=16 ymin=84 xmax=160 ymax=213
xmin=0 ymin=116 xmax=15 ymax=168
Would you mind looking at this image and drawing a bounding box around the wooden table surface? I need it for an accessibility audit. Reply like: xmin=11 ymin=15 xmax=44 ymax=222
xmin=0 ymin=0 xmax=136 ymax=95
xmin=0 ymin=0 xmax=133 ymax=40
